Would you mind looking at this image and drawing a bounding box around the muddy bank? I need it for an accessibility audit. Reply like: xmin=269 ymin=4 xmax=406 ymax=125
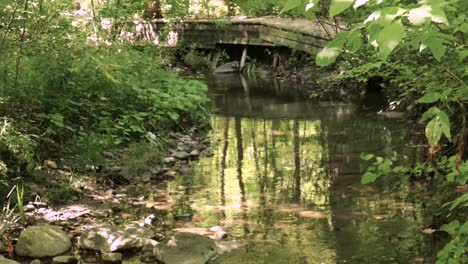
xmin=0 ymin=126 xmax=228 ymax=264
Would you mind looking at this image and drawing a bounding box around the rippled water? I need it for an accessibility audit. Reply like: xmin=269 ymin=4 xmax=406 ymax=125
xmin=166 ymin=73 xmax=441 ymax=264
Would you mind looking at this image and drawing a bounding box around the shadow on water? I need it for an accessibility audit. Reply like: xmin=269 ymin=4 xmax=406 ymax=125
xmin=168 ymin=73 xmax=442 ymax=263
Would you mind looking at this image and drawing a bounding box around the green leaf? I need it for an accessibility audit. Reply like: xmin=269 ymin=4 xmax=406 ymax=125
xmin=418 ymin=92 xmax=441 ymax=103
xmin=347 ymin=30 xmax=362 ymax=52
xmin=329 ymin=0 xmax=354 ymax=18
xmin=361 ymin=171 xmax=378 ymax=184
xmin=425 ymin=117 xmax=442 ymax=146
xmin=408 ymin=5 xmax=431 ymax=25
xmin=419 ymin=106 xmax=440 ymax=123
xmin=50 ymin=113 xmax=65 ymax=128
xmin=353 ymin=0 xmax=369 ymax=9
xmin=442 ymin=220 xmax=460 ymax=234
xmin=316 ymin=46 xmax=341 ymax=66
xmin=437 ymin=110 xmax=451 ymax=141
xmin=426 ymin=38 xmax=446 ymax=61
xmin=457 ymin=49 xmax=468 ymax=61
xmin=360 ymin=153 xmax=374 ymax=161
xmin=316 ymin=32 xmax=347 ymax=66
xmin=280 ymin=0 xmax=302 ymax=13
xmin=377 ymin=20 xmax=405 ymax=60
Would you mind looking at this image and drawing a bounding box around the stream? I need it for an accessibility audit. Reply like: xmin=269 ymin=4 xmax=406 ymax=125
xmin=165 ymin=73 xmax=442 ymax=264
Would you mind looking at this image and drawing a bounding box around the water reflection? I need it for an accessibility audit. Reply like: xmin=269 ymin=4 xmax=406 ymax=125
xmin=170 ymin=74 xmax=436 ymax=263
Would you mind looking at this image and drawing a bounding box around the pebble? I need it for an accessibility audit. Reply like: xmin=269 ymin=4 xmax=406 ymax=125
xmin=31 ymin=260 xmax=41 ymax=264
xmin=141 ymin=173 xmax=151 ymax=183
xmin=44 ymin=160 xmax=58 ymax=169
xmin=201 ymin=150 xmax=213 ymax=157
xmin=102 ymin=252 xmax=122 ymax=264
xmin=109 ymin=166 xmax=122 ymax=173
xmin=162 ymin=157 xmax=176 ymax=164
xmin=209 ymin=226 xmax=224 ymax=232
xmin=25 ymin=204 xmax=36 ymax=212
xmin=140 ymin=251 xmax=156 ymax=263
xmin=190 ymin=149 xmax=200 ymax=157
xmin=52 ymin=256 xmax=78 ymax=264
xmin=214 ymin=231 xmax=228 ymax=240
xmin=177 ymin=185 xmax=188 ymax=191
xmin=173 ymin=151 xmax=190 ymax=160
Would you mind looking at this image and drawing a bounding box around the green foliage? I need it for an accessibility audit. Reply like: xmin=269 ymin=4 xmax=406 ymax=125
xmin=437 ymin=220 xmax=468 ymax=264
xmin=0 ymin=0 xmax=210 ymax=175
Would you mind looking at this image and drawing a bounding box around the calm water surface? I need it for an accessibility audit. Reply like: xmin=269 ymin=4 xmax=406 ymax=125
xmin=167 ymin=73 xmax=439 ymax=264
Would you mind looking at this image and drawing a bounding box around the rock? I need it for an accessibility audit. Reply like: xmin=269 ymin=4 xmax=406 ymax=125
xmin=140 ymin=251 xmax=157 ymax=263
xmin=178 ymin=167 xmax=191 ymax=176
xmin=52 ymin=256 xmax=78 ymax=264
xmin=146 ymin=132 xmax=157 ymax=141
xmin=153 ymin=233 xmax=219 ymax=264
xmin=15 ymin=225 xmax=72 ymax=258
xmin=102 ymin=253 xmax=122 ymax=264
xmin=30 ymin=260 xmax=41 ymax=264
xmin=177 ymin=185 xmax=188 ymax=191
xmin=164 ymin=170 xmax=177 ymax=178
xmin=209 ymin=226 xmax=224 ymax=232
xmin=81 ymin=255 xmax=101 ymax=263
xmin=214 ymin=231 xmax=228 ymax=240
xmin=189 ymin=150 xmax=199 ymax=157
xmin=162 ymin=157 xmax=176 ymax=164
xmin=0 ymin=256 xmax=19 ymax=264
xmin=109 ymin=166 xmax=122 ymax=173
xmin=44 ymin=160 xmax=58 ymax=169
xmin=112 ymin=218 xmax=124 ymax=225
xmin=25 ymin=204 xmax=36 ymax=212
xmin=141 ymin=172 xmax=151 ymax=183
xmin=201 ymin=150 xmax=213 ymax=157
xmin=173 ymin=151 xmax=190 ymax=160
xmin=79 ymin=224 xmax=155 ymax=252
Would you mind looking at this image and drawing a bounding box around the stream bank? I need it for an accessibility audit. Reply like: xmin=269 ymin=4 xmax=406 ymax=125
xmin=1 ymin=71 xmax=458 ymax=264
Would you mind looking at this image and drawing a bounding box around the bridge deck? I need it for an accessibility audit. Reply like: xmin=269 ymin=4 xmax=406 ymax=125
xmin=149 ymin=17 xmax=339 ymax=54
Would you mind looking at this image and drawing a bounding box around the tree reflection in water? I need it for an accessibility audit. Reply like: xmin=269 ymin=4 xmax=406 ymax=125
xmin=168 ymin=74 xmax=437 ymax=263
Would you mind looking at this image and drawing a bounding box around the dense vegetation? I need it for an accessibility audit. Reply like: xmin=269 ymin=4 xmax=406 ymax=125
xmin=0 ymin=0 xmax=466 ymax=263
xmin=0 ymin=0 xmax=210 ymax=201
xmin=276 ymin=0 xmax=467 ymax=262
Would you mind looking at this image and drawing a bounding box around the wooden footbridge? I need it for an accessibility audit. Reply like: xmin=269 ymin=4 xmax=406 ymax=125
xmin=136 ymin=17 xmax=339 ymax=55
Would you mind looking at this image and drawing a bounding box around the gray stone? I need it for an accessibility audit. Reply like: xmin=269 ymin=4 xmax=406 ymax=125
xmin=25 ymin=204 xmax=36 ymax=212
xmin=109 ymin=166 xmax=122 ymax=173
xmin=79 ymin=224 xmax=155 ymax=252
xmin=190 ymin=150 xmax=200 ymax=157
xmin=102 ymin=252 xmax=122 ymax=263
xmin=162 ymin=157 xmax=176 ymax=164
xmin=214 ymin=231 xmax=228 ymax=240
xmin=153 ymin=232 xmax=219 ymax=264
xmin=201 ymin=150 xmax=213 ymax=157
xmin=15 ymin=225 xmax=72 ymax=258
xmin=173 ymin=151 xmax=190 ymax=160
xmin=141 ymin=172 xmax=151 ymax=183
xmin=0 ymin=256 xmax=19 ymax=264
xmin=52 ymin=256 xmax=78 ymax=264
xmin=44 ymin=160 xmax=58 ymax=169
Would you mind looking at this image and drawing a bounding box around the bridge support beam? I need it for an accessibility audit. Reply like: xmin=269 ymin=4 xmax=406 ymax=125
xmin=272 ymin=50 xmax=279 ymax=70
xmin=240 ymin=46 xmax=248 ymax=70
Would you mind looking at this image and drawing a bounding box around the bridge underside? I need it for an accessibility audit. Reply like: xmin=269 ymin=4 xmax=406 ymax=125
xmin=151 ymin=17 xmax=338 ymax=55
